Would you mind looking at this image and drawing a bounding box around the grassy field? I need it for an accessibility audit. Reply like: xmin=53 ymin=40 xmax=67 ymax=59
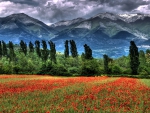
xmin=0 ymin=75 xmax=149 ymax=112
xmin=140 ymin=79 xmax=150 ymax=87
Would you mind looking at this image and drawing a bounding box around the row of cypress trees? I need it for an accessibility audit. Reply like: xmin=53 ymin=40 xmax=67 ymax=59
xmin=0 ymin=40 xmax=57 ymax=64
xmin=0 ymin=39 xmax=93 ymax=62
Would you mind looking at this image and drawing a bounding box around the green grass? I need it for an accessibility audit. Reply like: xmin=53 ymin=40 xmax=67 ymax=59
xmin=140 ymin=79 xmax=150 ymax=87
xmin=0 ymin=75 xmax=63 ymax=83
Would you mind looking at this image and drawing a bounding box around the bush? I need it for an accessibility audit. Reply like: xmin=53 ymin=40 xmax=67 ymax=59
xmin=112 ymin=65 xmax=122 ymax=75
xmin=123 ymin=68 xmax=132 ymax=75
xmin=139 ymin=70 xmax=149 ymax=76
xmin=38 ymin=64 xmax=49 ymax=75
xmin=99 ymin=67 xmax=104 ymax=75
xmin=81 ymin=59 xmax=100 ymax=76
xmin=0 ymin=62 xmax=13 ymax=74
xmin=50 ymin=64 xmax=71 ymax=76
xmin=0 ymin=64 xmax=5 ymax=74
xmin=68 ymin=67 xmax=81 ymax=75
xmin=38 ymin=63 xmax=71 ymax=76
xmin=138 ymin=66 xmax=149 ymax=76
xmin=13 ymin=65 xmax=21 ymax=74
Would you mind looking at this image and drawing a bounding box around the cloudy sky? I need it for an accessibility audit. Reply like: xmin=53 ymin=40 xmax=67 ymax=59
xmin=0 ymin=0 xmax=150 ymax=24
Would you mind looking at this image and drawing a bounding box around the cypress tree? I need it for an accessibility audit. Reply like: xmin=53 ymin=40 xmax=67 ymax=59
xmin=41 ymin=40 xmax=49 ymax=62
xmin=20 ymin=40 xmax=27 ymax=55
xmin=0 ymin=41 xmax=2 ymax=58
xmin=2 ymin=41 xmax=7 ymax=57
xmin=48 ymin=41 xmax=56 ymax=64
xmin=8 ymin=41 xmax=15 ymax=61
xmin=129 ymin=41 xmax=140 ymax=75
xmin=35 ymin=40 xmax=41 ymax=58
xmin=64 ymin=40 xmax=69 ymax=58
xmin=29 ymin=41 xmax=34 ymax=53
xmin=70 ymin=40 xmax=78 ymax=58
xmin=84 ymin=44 xmax=93 ymax=59
xmin=103 ymin=54 xmax=109 ymax=74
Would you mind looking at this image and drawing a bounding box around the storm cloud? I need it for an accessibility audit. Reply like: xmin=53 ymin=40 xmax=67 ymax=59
xmin=0 ymin=0 xmax=149 ymax=24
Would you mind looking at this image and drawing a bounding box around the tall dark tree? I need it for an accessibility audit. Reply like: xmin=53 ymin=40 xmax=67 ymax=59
xmin=103 ymin=54 xmax=109 ymax=74
xmin=8 ymin=41 xmax=15 ymax=61
xmin=41 ymin=40 xmax=49 ymax=62
xmin=0 ymin=41 xmax=2 ymax=58
xmin=64 ymin=40 xmax=69 ymax=58
xmin=48 ymin=41 xmax=56 ymax=64
xmin=35 ymin=40 xmax=41 ymax=57
xmin=2 ymin=41 xmax=7 ymax=57
xmin=70 ymin=40 xmax=78 ymax=58
xmin=29 ymin=41 xmax=34 ymax=53
xmin=84 ymin=44 xmax=93 ymax=59
xmin=20 ymin=40 xmax=27 ymax=55
xmin=129 ymin=41 xmax=140 ymax=75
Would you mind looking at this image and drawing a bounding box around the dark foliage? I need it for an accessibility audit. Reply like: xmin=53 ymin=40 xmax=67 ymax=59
xmin=81 ymin=59 xmax=100 ymax=76
xmin=64 ymin=40 xmax=69 ymax=58
xmin=20 ymin=40 xmax=27 ymax=56
xmin=70 ymin=40 xmax=78 ymax=58
xmin=29 ymin=41 xmax=34 ymax=53
xmin=8 ymin=41 xmax=16 ymax=62
xmin=2 ymin=41 xmax=7 ymax=57
xmin=83 ymin=44 xmax=93 ymax=59
xmin=41 ymin=40 xmax=49 ymax=62
xmin=0 ymin=41 xmax=2 ymax=58
xmin=129 ymin=41 xmax=140 ymax=75
xmin=48 ymin=41 xmax=56 ymax=64
xmin=38 ymin=63 xmax=71 ymax=76
xmin=103 ymin=54 xmax=109 ymax=74
xmin=35 ymin=40 xmax=41 ymax=57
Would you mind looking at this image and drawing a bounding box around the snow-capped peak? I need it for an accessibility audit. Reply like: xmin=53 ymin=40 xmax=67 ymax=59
xmin=92 ymin=12 xmax=150 ymax=23
xmin=119 ymin=14 xmax=139 ymax=19
xmin=93 ymin=12 xmax=118 ymax=20
xmin=118 ymin=13 xmax=150 ymax=23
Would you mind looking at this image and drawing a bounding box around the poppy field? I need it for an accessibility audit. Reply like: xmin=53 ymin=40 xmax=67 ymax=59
xmin=0 ymin=75 xmax=150 ymax=113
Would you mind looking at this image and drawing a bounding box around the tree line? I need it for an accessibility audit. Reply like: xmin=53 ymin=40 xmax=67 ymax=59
xmin=0 ymin=40 xmax=150 ymax=77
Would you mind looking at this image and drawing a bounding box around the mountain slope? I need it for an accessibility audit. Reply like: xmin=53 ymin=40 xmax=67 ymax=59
xmin=0 ymin=13 xmax=56 ymax=43
xmin=51 ymin=13 xmax=150 ymax=57
xmin=51 ymin=18 xmax=85 ymax=31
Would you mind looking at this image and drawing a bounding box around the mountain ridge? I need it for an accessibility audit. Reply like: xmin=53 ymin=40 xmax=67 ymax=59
xmin=0 ymin=13 xmax=56 ymax=43
xmin=0 ymin=13 xmax=150 ymax=58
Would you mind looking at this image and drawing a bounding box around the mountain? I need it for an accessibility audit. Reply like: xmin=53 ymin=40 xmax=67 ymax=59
xmin=0 ymin=13 xmax=56 ymax=43
xmin=50 ymin=13 xmax=150 ymax=57
xmin=51 ymin=18 xmax=85 ymax=31
xmin=1 ymin=13 xmax=150 ymax=58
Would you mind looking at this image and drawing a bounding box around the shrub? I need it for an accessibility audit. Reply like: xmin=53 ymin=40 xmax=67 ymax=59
xmin=50 ymin=64 xmax=71 ymax=76
xmin=112 ymin=65 xmax=122 ymax=75
xmin=81 ymin=59 xmax=100 ymax=76
xmin=13 ymin=65 xmax=21 ymax=74
xmin=38 ymin=63 xmax=71 ymax=76
xmin=68 ymin=67 xmax=81 ymax=75
xmin=123 ymin=68 xmax=132 ymax=75
xmin=138 ymin=66 xmax=149 ymax=76
xmin=139 ymin=70 xmax=149 ymax=76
